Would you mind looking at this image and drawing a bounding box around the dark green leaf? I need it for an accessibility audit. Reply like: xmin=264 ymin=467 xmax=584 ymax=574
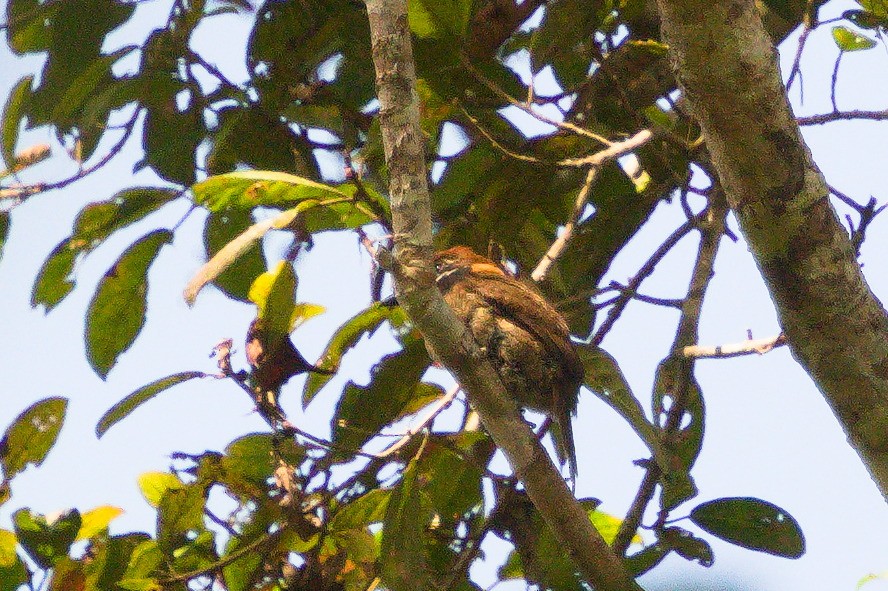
xmin=0 ymin=554 xmax=27 ymax=591
xmin=661 ymin=526 xmax=713 ymax=566
xmin=13 ymin=508 xmax=81 ymax=569
xmin=0 ymin=397 xmax=67 ymax=480
xmin=690 ymin=497 xmax=805 ymax=558
xmin=626 ymin=543 xmax=670 ymax=577
xmin=381 ymin=458 xmax=432 ymax=591
xmin=1 ymin=75 xmax=33 ymax=169
xmin=83 ymin=532 xmax=151 ymax=591
xmin=860 ymin=0 xmax=888 ymax=18
xmin=31 ymin=188 xmax=178 ymax=311
xmin=578 ymin=346 xmax=658 ymax=451
xmin=832 ymin=25 xmax=877 ymax=51
xmin=0 ymin=212 xmax=9 ymax=264
xmin=332 ymin=338 xmax=436 ymax=453
xmin=652 ymin=358 xmax=703 ymax=510
xmin=204 ymin=209 xmax=266 ymax=302
xmin=417 ymin=438 xmax=483 ymax=521
xmin=86 ymin=229 xmax=173 ymax=378
xmin=96 ymin=371 xmax=207 ymax=437
xmin=120 ymin=539 xmax=162 ymax=582
xmin=222 ymin=433 xmax=304 ymax=489
xmin=303 ymin=301 xmax=405 ymax=407
xmin=142 ymin=99 xmax=203 ymax=186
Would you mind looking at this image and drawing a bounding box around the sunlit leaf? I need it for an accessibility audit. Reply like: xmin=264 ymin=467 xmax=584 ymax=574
xmin=137 ymin=472 xmax=184 ymax=508
xmin=330 ymin=489 xmax=391 ymax=532
xmin=690 ymin=497 xmax=805 ymax=558
xmin=408 ymin=0 xmax=472 ymax=38
xmin=86 ymin=230 xmax=172 ymax=378
xmin=75 ymin=506 xmax=124 ymax=540
xmin=96 ymin=371 xmax=207 ymax=438
xmin=832 ymin=25 xmax=877 ymax=51
xmin=0 ymin=397 xmax=67 ymax=480
xmin=248 ymin=259 xmax=297 ymax=339
xmin=0 ymin=529 xmax=17 ymax=567
xmin=13 ymin=508 xmax=81 ymax=569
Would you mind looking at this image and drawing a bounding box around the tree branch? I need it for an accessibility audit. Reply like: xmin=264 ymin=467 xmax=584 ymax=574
xmin=364 ymin=1 xmax=643 ymax=588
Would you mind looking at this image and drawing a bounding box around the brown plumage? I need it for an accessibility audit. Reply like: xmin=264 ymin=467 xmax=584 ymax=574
xmin=434 ymin=246 xmax=584 ymax=479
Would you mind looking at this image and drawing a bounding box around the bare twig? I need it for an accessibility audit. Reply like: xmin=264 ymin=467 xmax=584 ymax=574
xmin=798 ymin=109 xmax=888 ymax=125
xmin=377 ymin=384 xmax=462 ymax=457
xmin=682 ymin=333 xmax=786 ymax=359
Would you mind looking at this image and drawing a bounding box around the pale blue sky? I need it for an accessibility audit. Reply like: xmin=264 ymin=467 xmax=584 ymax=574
xmin=1 ymin=1 xmax=887 ymax=589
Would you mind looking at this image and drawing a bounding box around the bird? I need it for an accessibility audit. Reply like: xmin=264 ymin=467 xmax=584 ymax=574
xmin=433 ymin=246 xmax=584 ymax=479
xmin=245 ymin=317 xmax=332 ymax=401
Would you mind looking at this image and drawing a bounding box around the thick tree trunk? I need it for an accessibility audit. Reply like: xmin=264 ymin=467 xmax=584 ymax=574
xmin=656 ymin=0 xmax=888 ymax=500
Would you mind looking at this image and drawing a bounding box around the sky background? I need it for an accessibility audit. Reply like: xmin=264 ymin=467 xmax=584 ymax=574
xmin=2 ymin=1 xmax=888 ymax=589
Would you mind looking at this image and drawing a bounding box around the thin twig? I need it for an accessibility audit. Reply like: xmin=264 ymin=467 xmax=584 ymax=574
xmin=459 ymin=53 xmax=613 ymax=147
xmin=798 ymin=109 xmax=888 ymax=125
xmin=377 ymin=384 xmax=462 ymax=457
xmin=682 ymin=333 xmax=786 ymax=359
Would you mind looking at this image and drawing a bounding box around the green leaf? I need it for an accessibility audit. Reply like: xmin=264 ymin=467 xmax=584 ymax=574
xmin=76 ymin=506 xmax=124 ymax=540
xmin=408 ymin=0 xmax=472 ymax=39
xmin=0 ymin=529 xmax=17 ymax=567
xmin=222 ymin=433 xmax=304 ymax=489
xmin=381 ymin=458 xmax=432 ymax=591
xmin=13 ymin=508 xmax=81 ymax=569
xmin=832 ymin=25 xmax=877 ymax=51
xmin=96 ymin=371 xmax=207 ymax=437
xmin=137 ymin=472 xmax=184 ymax=508
xmin=0 ymin=212 xmax=9 ymax=264
xmin=121 ymin=540 xmax=162 ymax=583
xmin=204 ymin=209 xmax=266 ymax=302
xmin=0 ymin=397 xmax=67 ymax=480
xmin=417 ymin=439 xmax=483 ymax=521
xmin=303 ymin=301 xmax=405 ymax=407
xmin=157 ymin=485 xmax=207 ymax=556
xmin=860 ymin=0 xmax=888 ymax=19
xmin=248 ymin=259 xmax=297 ymax=339
xmin=193 ymin=170 xmax=354 ymax=211
xmin=0 ymin=556 xmax=27 ymax=591
xmin=690 ymin=497 xmax=805 ymax=558
xmin=142 ymin=100 xmax=204 ymax=185
xmin=652 ymin=358 xmax=704 ymax=510
xmin=661 ymin=526 xmax=713 ymax=566
xmin=332 ymin=338 xmax=436 ymax=453
xmin=578 ymin=346 xmax=658 ymax=451
xmin=86 ymin=229 xmax=173 ymax=378
xmin=82 ymin=532 xmax=151 ymax=591
xmin=330 ymin=489 xmax=391 ymax=532
xmin=626 ymin=543 xmax=669 ymax=577
xmin=1 ymin=75 xmax=33 ymax=169
xmin=31 ymin=188 xmax=177 ymax=311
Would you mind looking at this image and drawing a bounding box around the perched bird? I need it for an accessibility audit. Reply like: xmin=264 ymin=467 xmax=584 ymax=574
xmin=434 ymin=246 xmax=584 ymax=479
xmin=246 ymin=318 xmax=332 ymax=397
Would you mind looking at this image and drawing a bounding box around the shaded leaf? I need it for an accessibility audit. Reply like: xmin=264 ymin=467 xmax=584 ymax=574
xmin=32 ymin=188 xmax=177 ymax=311
xmin=86 ymin=229 xmax=172 ymax=378
xmin=330 ymin=489 xmax=391 ymax=532
xmin=13 ymin=508 xmax=81 ymax=569
xmin=381 ymin=458 xmax=432 ymax=591
xmin=121 ymin=539 xmax=162 ymax=583
xmin=0 ymin=212 xmax=9 ymax=264
xmin=157 ymin=485 xmax=207 ymax=555
xmin=1 ymin=75 xmax=33 ymax=169
xmin=222 ymin=433 xmax=304 ymax=490
xmin=96 ymin=371 xmax=207 ymax=437
xmin=0 ymin=397 xmax=67 ymax=480
xmin=626 ymin=543 xmax=670 ymax=577
xmin=661 ymin=526 xmax=713 ymax=567
xmin=303 ymin=301 xmax=405 ymax=407
xmin=690 ymin=497 xmax=805 ymax=558
xmin=82 ymin=532 xmax=151 ymax=591
xmin=332 ymin=338 xmax=436 ymax=453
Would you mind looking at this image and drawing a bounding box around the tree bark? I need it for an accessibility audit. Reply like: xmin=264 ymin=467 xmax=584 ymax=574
xmin=364 ymin=0 xmax=644 ymax=588
xmin=656 ymin=0 xmax=888 ymax=500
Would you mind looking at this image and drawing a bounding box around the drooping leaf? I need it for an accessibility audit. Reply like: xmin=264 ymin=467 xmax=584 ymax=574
xmin=0 ymin=397 xmax=67 ymax=480
xmin=332 ymin=338 xmax=437 ymax=453
xmin=652 ymin=357 xmax=704 ymax=510
xmin=85 ymin=229 xmax=173 ymax=378
xmin=661 ymin=526 xmax=713 ymax=567
xmin=248 ymin=259 xmax=297 ymax=339
xmin=96 ymin=371 xmax=207 ymax=438
xmin=381 ymin=458 xmax=432 ymax=591
xmin=76 ymin=506 xmax=124 ymax=540
xmin=13 ymin=508 xmax=81 ymax=569
xmin=832 ymin=25 xmax=877 ymax=51
xmin=303 ymin=300 xmax=405 ymax=407
xmin=184 ymin=199 xmax=361 ymax=305
xmin=1 ymin=75 xmax=33 ymax=169
xmin=203 ymin=209 xmax=266 ymax=302
xmin=690 ymin=497 xmax=805 ymax=558
xmin=32 ymin=188 xmax=178 ymax=311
